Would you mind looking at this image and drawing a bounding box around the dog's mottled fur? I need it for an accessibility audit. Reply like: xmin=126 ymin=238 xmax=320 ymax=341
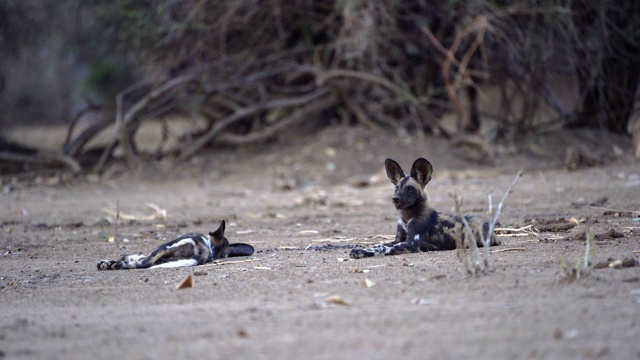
xmin=97 ymin=220 xmax=254 ymax=270
xmin=350 ymin=158 xmax=499 ymax=258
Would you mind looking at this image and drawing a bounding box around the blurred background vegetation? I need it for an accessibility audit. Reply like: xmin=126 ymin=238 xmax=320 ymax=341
xmin=1 ymin=0 xmax=639 ymax=172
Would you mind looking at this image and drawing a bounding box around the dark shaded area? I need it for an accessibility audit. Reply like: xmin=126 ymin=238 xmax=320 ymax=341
xmin=1 ymin=1 xmax=638 ymax=174
xmin=571 ymin=1 xmax=640 ymax=132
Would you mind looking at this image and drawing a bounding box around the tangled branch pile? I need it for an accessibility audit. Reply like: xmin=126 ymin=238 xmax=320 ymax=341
xmin=40 ymin=1 xmax=640 ymax=171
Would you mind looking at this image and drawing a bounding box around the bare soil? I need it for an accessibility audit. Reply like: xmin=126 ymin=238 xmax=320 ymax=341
xmin=1 ymin=126 xmax=639 ymax=360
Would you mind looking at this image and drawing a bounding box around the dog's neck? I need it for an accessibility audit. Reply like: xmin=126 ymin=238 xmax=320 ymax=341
xmin=399 ymin=198 xmax=427 ymax=224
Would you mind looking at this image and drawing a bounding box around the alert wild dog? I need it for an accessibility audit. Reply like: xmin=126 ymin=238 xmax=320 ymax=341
xmin=350 ymin=158 xmax=499 ymax=259
xmin=97 ymin=220 xmax=254 ymax=270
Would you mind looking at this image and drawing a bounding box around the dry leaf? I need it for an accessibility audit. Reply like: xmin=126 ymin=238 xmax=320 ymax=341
xmin=412 ymin=298 xmax=439 ymax=305
xmin=554 ymin=328 xmax=579 ymax=340
xmin=254 ymin=266 xmax=271 ymax=270
xmin=324 ymin=147 xmax=337 ymax=158
xmin=337 ymin=258 xmax=351 ymax=262
xmin=107 ymin=235 xmax=115 ymax=243
xmin=608 ymin=260 xmax=623 ymax=269
xmin=325 ymin=295 xmax=350 ymax=306
xmin=568 ymin=217 xmax=580 ymax=225
xmin=176 ymin=274 xmax=193 ymax=289
xmin=349 ymin=267 xmax=369 ymax=273
xmin=361 ymin=278 xmax=375 ymax=288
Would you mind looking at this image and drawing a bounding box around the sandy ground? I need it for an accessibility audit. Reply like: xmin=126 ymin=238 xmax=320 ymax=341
xmin=1 ymin=126 xmax=639 ymax=359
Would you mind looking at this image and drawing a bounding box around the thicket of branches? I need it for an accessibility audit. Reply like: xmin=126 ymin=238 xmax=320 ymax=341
xmin=3 ymin=0 xmax=640 ymax=172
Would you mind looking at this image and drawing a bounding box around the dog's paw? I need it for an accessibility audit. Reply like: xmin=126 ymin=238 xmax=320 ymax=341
xmin=97 ymin=260 xmax=122 ymax=270
xmin=349 ymin=249 xmax=370 ymax=259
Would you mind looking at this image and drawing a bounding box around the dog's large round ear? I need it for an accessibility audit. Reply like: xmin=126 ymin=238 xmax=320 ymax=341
xmin=209 ymin=220 xmax=226 ymax=238
xmin=385 ymin=158 xmax=405 ymax=185
xmin=410 ymin=158 xmax=433 ymax=187
xmin=227 ymin=243 xmax=254 ymax=257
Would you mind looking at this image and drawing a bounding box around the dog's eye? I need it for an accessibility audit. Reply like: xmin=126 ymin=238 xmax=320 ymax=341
xmin=395 ymin=186 xmax=399 ymax=191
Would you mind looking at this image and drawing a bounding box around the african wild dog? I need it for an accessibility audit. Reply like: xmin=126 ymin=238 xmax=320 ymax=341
xmin=97 ymin=220 xmax=254 ymax=270
xmin=350 ymin=158 xmax=499 ymax=259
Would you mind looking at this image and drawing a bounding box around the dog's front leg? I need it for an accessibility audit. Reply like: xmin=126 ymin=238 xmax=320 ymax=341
xmin=357 ymin=236 xmax=420 ymax=258
xmin=377 ymin=226 xmax=421 ymax=255
xmin=386 ymin=230 xmax=421 ymax=254
xmin=349 ymin=229 xmax=420 ymax=258
xmin=382 ymin=222 xmax=407 ymax=246
xmin=350 ymin=221 xmax=409 ymax=258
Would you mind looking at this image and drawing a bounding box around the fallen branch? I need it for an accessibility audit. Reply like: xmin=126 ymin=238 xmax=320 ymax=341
xmin=63 ymin=115 xmax=114 ymax=158
xmin=495 ymin=224 xmax=538 ymax=237
xmin=587 ymin=205 xmax=640 ymax=217
xmin=491 ymin=247 xmax=526 ymax=253
xmin=63 ymin=103 xmax=102 ymax=151
xmin=495 ymin=233 xmax=531 ymax=238
xmin=316 ymin=69 xmax=419 ymax=105
xmin=206 ymin=258 xmax=262 ymax=266
xmin=178 ymin=88 xmax=330 ymax=160
xmin=0 ymin=151 xmax=81 ymax=174
xmin=216 ymin=92 xmax=337 ymax=145
xmin=118 ymin=75 xmax=196 ymax=169
xmin=495 ymin=225 xmax=535 ymax=232
xmin=92 ymin=77 xmax=193 ymax=172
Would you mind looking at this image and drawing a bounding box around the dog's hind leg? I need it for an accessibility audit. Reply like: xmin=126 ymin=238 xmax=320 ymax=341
xmin=149 ymin=258 xmax=200 ymax=269
xmin=97 ymin=254 xmax=151 ymax=270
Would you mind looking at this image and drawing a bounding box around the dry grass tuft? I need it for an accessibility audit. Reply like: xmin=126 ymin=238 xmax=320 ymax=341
xmin=451 ymin=170 xmax=523 ymax=275
xmin=560 ymin=228 xmax=595 ymax=282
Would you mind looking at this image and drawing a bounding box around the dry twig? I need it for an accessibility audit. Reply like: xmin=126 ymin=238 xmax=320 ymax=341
xmin=452 ymin=170 xmax=523 ymax=275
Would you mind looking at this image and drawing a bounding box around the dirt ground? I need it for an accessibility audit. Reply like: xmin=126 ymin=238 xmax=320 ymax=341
xmin=1 ymin=126 xmax=639 ymax=359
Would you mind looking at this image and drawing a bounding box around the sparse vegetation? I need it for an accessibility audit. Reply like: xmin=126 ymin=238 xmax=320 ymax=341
xmin=451 ymin=170 xmax=523 ymax=275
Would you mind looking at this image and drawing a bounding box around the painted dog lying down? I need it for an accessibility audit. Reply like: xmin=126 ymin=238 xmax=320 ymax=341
xmin=350 ymin=157 xmax=500 ymax=259
xmin=97 ymin=220 xmax=254 ymax=270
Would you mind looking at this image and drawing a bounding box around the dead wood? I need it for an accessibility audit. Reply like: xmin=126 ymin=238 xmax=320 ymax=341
xmin=63 ymin=103 xmax=102 ymax=151
xmin=116 ymin=74 xmax=197 ymax=169
xmin=177 ymin=88 xmax=331 ymax=161
xmin=216 ymin=92 xmax=338 ymax=146
xmin=0 ymin=151 xmax=81 ymax=174
xmin=63 ymin=115 xmax=114 ymax=158
xmin=39 ymin=1 xmax=635 ymax=174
